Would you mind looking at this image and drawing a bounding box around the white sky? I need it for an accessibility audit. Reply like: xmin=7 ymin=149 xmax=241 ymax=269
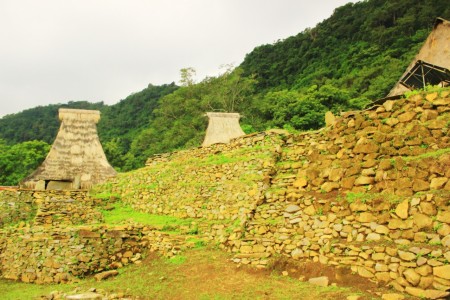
xmin=0 ymin=0 xmax=354 ymax=117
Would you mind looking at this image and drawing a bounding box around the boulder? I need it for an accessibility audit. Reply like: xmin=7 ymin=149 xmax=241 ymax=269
xmin=308 ymin=276 xmax=329 ymax=287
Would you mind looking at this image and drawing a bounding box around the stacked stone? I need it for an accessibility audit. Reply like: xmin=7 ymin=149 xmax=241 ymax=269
xmin=33 ymin=195 xmax=103 ymax=226
xmin=0 ymin=224 xmax=184 ymax=284
xmin=270 ymin=91 xmax=450 ymax=197
xmin=106 ymin=132 xmax=282 ymax=224
xmin=0 ymin=190 xmax=36 ymax=227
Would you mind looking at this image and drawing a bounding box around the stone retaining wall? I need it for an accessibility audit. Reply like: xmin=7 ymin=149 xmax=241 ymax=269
xmin=0 ymin=190 xmax=36 ymax=227
xmin=0 ymin=224 xmax=183 ymax=284
xmin=97 ymin=89 xmax=450 ymax=298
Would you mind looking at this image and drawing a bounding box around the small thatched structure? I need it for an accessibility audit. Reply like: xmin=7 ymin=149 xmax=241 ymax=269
xmin=202 ymin=112 xmax=245 ymax=147
xmin=21 ymin=108 xmax=117 ymax=190
xmin=388 ymin=18 xmax=450 ymax=97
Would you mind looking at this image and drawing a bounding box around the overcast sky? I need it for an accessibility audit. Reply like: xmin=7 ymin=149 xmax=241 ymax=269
xmin=0 ymin=0 xmax=354 ymax=117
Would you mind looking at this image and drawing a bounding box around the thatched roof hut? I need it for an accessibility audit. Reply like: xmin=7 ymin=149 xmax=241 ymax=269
xmin=388 ymin=18 xmax=450 ymax=97
xmin=21 ymin=108 xmax=117 ymax=190
xmin=202 ymin=112 xmax=245 ymax=147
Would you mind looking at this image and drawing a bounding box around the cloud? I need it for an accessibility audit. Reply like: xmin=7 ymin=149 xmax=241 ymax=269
xmin=0 ymin=0 xmax=353 ymax=117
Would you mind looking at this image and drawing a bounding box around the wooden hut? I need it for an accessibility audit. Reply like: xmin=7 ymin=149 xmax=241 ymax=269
xmin=388 ymin=18 xmax=450 ymax=97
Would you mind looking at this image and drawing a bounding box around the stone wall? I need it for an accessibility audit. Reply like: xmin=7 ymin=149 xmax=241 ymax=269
xmin=0 ymin=224 xmax=182 ymax=284
xmin=0 ymin=190 xmax=36 ymax=227
xmin=95 ymin=89 xmax=450 ymax=298
xmin=0 ymin=190 xmax=103 ymax=227
xmin=1 ymin=89 xmax=449 ymax=298
xmin=32 ymin=190 xmax=103 ymax=226
xmin=104 ymin=131 xmax=283 ymax=223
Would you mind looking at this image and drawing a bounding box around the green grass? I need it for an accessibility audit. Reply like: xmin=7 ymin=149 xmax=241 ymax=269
xmin=401 ymin=147 xmax=450 ymax=161
xmin=0 ymin=247 xmax=372 ymax=300
xmin=168 ymin=255 xmax=187 ymax=265
xmin=404 ymin=85 xmax=449 ymax=99
xmin=101 ymin=202 xmax=194 ymax=230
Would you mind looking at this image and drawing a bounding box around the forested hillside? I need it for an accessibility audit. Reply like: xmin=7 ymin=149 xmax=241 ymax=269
xmin=0 ymin=0 xmax=449 ymax=185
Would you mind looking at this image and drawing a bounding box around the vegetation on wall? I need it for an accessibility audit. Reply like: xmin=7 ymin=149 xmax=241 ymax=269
xmin=0 ymin=0 xmax=449 ymax=185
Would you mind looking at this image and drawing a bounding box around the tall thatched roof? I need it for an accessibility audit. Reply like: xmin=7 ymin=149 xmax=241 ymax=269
xmin=202 ymin=112 xmax=245 ymax=147
xmin=21 ymin=108 xmax=116 ymax=190
xmin=388 ymin=18 xmax=450 ymax=97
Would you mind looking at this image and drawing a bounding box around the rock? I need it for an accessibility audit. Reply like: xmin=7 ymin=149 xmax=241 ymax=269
xmin=424 ymin=290 xmax=450 ymax=299
xmin=357 ymin=266 xmax=374 ymax=278
xmin=375 ymin=225 xmax=390 ymax=235
xmin=416 ymin=265 xmax=432 ymax=276
xmin=350 ymin=202 xmax=368 ymax=212
xmin=403 ymin=269 xmax=420 ymax=286
xmin=420 ymin=202 xmax=437 ymax=216
xmin=395 ymin=200 xmax=409 ymax=219
xmin=404 ymin=287 xmax=425 ymax=298
xmin=430 ymin=177 xmax=448 ymax=189
xmin=406 ymin=286 xmax=450 ymax=300
xmin=443 ymin=235 xmax=450 ymax=247
xmin=381 ymin=294 xmax=404 ymax=300
xmin=437 ymin=211 xmax=450 ymax=224
xmin=285 ymin=205 xmax=301 ymax=213
xmin=321 ymin=182 xmax=340 ymax=192
xmin=304 ymin=205 xmax=316 ymax=216
xmin=366 ymin=233 xmax=381 ymax=241
xmin=389 ymin=219 xmax=413 ymax=230
xmin=93 ymin=270 xmax=119 ymax=281
xmin=397 ymin=250 xmax=415 ymax=261
xmin=383 ymin=100 xmax=395 ymax=111
xmin=291 ymin=248 xmax=303 ymax=259
xmin=354 ymin=176 xmax=374 ymax=186
xmin=413 ymin=213 xmax=432 ymax=230
xmin=308 ymin=276 xmax=329 ymax=287
xmin=325 ymin=111 xmax=336 ymax=127
xmin=293 ymin=178 xmax=308 ymax=188
xmin=65 ymin=293 xmax=102 ymax=300
xmin=413 ymin=179 xmax=430 ymax=192
xmin=398 ymin=111 xmax=416 ymax=123
xmin=433 ymin=265 xmax=450 ymax=280
xmin=356 ymin=212 xmax=375 ymax=223
xmin=425 ymin=92 xmax=438 ymax=102
xmin=353 ymin=141 xmax=379 ymax=154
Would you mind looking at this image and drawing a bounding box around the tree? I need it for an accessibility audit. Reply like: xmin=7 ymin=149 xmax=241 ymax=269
xmin=0 ymin=140 xmax=50 ymax=185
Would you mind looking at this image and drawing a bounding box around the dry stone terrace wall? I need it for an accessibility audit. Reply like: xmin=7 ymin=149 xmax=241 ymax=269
xmin=97 ymin=89 xmax=450 ymax=298
xmin=0 ymin=224 xmax=182 ymax=284
xmin=0 ymin=190 xmax=103 ymax=227
xmin=1 ymin=89 xmax=450 ymax=298
xmin=0 ymin=190 xmax=36 ymax=227
xmin=220 ymin=90 xmax=450 ymax=298
xmin=32 ymin=190 xmax=104 ymax=226
xmin=102 ymin=132 xmax=283 ymax=222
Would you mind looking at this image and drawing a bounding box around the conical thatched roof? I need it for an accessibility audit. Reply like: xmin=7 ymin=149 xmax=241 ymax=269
xmin=21 ymin=108 xmax=116 ymax=190
xmin=202 ymin=112 xmax=245 ymax=147
xmin=388 ymin=18 xmax=450 ymax=97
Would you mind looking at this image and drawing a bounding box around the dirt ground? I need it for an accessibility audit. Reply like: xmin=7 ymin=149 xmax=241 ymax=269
xmin=1 ymin=246 xmax=407 ymax=300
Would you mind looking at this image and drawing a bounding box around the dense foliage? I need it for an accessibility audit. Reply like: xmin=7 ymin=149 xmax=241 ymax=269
xmin=0 ymin=139 xmax=50 ymax=186
xmin=0 ymin=0 xmax=449 ymax=185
